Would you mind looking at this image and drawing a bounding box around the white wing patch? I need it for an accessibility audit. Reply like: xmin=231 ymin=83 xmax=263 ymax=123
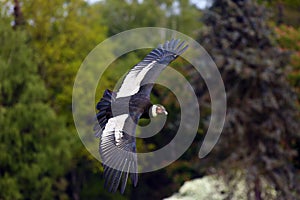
xmin=115 ymin=39 xmax=188 ymax=99
xmin=103 ymin=114 xmax=129 ymax=144
xmin=116 ymin=61 xmax=156 ymax=98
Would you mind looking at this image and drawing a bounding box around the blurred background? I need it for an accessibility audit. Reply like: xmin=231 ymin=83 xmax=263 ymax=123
xmin=0 ymin=0 xmax=299 ymax=199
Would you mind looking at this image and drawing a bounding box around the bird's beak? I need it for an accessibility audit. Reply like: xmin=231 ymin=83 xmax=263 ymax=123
xmin=164 ymin=111 xmax=168 ymax=115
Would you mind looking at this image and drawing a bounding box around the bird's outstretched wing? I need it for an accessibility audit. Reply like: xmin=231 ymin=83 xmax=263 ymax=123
xmin=100 ymin=114 xmax=139 ymax=194
xmin=94 ymin=90 xmax=139 ymax=194
xmin=116 ymin=39 xmax=188 ymax=98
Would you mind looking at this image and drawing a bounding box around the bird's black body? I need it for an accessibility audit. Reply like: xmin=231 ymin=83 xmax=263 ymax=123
xmin=94 ymin=39 xmax=188 ymax=194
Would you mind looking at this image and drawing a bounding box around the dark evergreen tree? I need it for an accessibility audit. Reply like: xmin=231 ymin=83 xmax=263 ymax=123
xmin=189 ymin=0 xmax=300 ymax=199
xmin=0 ymin=18 xmax=72 ymax=200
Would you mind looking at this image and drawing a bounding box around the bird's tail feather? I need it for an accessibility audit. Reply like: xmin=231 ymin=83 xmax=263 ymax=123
xmin=94 ymin=89 xmax=115 ymax=137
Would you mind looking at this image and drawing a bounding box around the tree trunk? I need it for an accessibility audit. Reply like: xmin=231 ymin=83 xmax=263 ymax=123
xmin=277 ymin=2 xmax=284 ymax=25
xmin=13 ymin=0 xmax=25 ymax=28
xmin=254 ymin=177 xmax=262 ymax=200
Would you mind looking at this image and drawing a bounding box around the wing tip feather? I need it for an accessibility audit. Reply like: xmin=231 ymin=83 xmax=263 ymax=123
xmin=158 ymin=38 xmax=189 ymax=56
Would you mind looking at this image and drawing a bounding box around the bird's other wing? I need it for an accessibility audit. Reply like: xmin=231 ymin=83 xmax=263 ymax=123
xmin=116 ymin=39 xmax=188 ymax=98
xmin=100 ymin=113 xmax=139 ymax=194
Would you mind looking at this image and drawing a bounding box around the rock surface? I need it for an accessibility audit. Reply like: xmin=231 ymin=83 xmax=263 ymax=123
xmin=164 ymin=175 xmax=276 ymax=200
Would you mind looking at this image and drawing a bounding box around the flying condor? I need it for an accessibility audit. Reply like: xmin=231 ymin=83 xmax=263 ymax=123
xmin=94 ymin=39 xmax=188 ymax=194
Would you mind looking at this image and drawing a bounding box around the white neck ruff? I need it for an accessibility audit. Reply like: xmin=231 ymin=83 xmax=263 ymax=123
xmin=150 ymin=105 xmax=158 ymax=118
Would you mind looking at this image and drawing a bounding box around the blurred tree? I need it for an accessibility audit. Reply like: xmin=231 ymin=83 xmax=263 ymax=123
xmin=1 ymin=0 xmax=115 ymax=199
xmin=13 ymin=0 xmax=25 ymax=27
xmin=16 ymin=0 xmax=107 ymax=119
xmin=99 ymin=0 xmax=202 ymax=38
xmin=190 ymin=0 xmax=300 ymax=199
xmin=275 ymin=25 xmax=300 ymax=103
xmin=0 ymin=17 xmax=72 ymax=199
xmin=256 ymin=0 xmax=300 ymax=26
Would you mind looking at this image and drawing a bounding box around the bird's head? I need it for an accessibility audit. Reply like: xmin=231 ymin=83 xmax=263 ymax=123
xmin=150 ymin=104 xmax=168 ymax=118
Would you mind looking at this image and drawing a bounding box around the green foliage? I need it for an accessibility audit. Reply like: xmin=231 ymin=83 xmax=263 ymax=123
xmin=6 ymin=1 xmax=112 ymax=196
xmin=275 ymin=25 xmax=300 ymax=90
xmin=99 ymin=0 xmax=202 ymax=37
xmin=0 ymin=18 xmax=72 ymax=200
xmin=257 ymin=0 xmax=300 ymax=27
xmin=17 ymin=0 xmax=107 ymax=118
